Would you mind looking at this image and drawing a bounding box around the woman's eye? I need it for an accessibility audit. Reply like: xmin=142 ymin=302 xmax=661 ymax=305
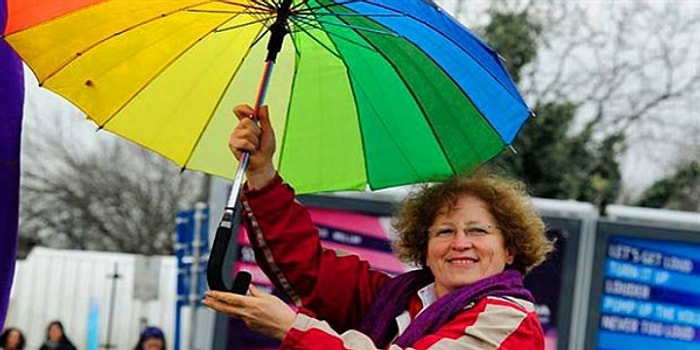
xmin=468 ymin=227 xmax=489 ymax=235
xmin=436 ymin=228 xmax=455 ymax=236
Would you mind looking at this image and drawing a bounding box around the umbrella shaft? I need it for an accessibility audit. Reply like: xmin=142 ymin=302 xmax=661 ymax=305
xmin=208 ymin=60 xmax=276 ymax=292
xmin=225 ymin=60 xmax=275 ymax=210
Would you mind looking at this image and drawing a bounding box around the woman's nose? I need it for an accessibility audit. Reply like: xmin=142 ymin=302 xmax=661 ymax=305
xmin=450 ymin=230 xmax=473 ymax=249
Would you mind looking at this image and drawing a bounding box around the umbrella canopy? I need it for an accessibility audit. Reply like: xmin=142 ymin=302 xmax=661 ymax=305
xmin=4 ymin=0 xmax=531 ymax=194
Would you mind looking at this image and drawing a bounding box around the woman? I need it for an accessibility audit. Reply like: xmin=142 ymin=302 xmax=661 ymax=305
xmin=134 ymin=326 xmax=166 ymax=350
xmin=39 ymin=321 xmax=76 ymax=350
xmin=0 ymin=327 xmax=25 ymax=350
xmin=203 ymin=104 xmax=554 ymax=349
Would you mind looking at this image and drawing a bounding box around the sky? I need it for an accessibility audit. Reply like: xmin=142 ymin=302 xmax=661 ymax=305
xmin=19 ymin=0 xmax=700 ymax=198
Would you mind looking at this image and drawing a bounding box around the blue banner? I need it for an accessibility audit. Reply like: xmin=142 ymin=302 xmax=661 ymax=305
xmin=175 ymin=207 xmax=209 ymax=301
xmin=597 ymin=235 xmax=700 ymax=349
xmin=174 ymin=205 xmax=209 ymax=350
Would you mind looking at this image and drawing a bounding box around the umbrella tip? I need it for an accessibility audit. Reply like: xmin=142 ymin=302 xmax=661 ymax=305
xmin=422 ymin=0 xmax=440 ymax=10
xmin=507 ymin=145 xmax=518 ymax=155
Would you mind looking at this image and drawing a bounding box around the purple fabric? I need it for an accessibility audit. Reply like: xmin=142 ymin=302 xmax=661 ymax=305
xmin=0 ymin=0 xmax=25 ymax=329
xmin=358 ymin=269 xmax=533 ymax=348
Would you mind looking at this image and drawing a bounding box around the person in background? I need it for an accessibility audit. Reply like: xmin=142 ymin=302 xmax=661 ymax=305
xmin=203 ymin=104 xmax=555 ymax=349
xmin=0 ymin=327 xmax=25 ymax=350
xmin=134 ymin=326 xmax=166 ymax=350
xmin=39 ymin=321 xmax=76 ymax=350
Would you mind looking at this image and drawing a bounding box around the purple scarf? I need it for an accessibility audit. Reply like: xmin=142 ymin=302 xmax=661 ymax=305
xmin=358 ymin=269 xmax=533 ymax=348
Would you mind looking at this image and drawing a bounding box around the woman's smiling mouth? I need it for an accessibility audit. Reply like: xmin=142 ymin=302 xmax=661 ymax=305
xmin=446 ymin=257 xmax=479 ymax=265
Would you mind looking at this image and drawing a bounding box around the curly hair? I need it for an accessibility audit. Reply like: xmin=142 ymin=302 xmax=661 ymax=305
xmin=392 ymin=169 xmax=553 ymax=275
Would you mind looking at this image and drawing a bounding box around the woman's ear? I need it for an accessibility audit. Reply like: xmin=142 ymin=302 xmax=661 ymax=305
xmin=506 ymin=249 xmax=515 ymax=265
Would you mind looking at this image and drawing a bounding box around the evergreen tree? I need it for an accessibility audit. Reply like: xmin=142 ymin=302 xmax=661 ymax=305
xmin=482 ymin=9 xmax=623 ymax=207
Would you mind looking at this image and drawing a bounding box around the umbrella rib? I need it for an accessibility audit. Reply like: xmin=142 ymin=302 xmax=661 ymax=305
xmin=250 ymin=0 xmax=276 ymax=9
xmin=100 ymin=9 xmax=264 ymax=130
xmin=181 ymin=1 xmax=272 ymax=170
xmin=305 ymin=17 xmax=399 ymax=37
xmin=274 ymin=41 xmax=299 ymax=176
xmin=218 ymin=0 xmax=274 ymax=12
xmin=301 ymin=12 xmax=403 ymax=18
xmin=290 ymin=0 xmax=310 ymax=11
xmin=327 ymin=4 xmax=458 ymax=176
xmin=301 ymin=2 xmax=433 ymax=185
xmin=249 ymin=24 xmax=273 ymax=48
xmin=36 ymin=1 xmax=218 ymax=83
xmin=204 ymin=1 xmax=275 ymax=29
xmin=283 ymin=2 xmax=371 ymax=186
xmin=290 ymin=16 xmax=379 ymax=54
xmin=289 ymin=18 xmax=343 ymax=59
xmin=181 ymin=23 xmax=269 ymax=169
xmin=215 ymin=16 xmax=274 ymax=33
xmin=360 ymin=0 xmax=527 ymax=107
xmin=188 ymin=9 xmax=274 ymax=16
xmin=294 ymin=1 xmax=403 ymax=19
xmin=295 ymin=0 xmax=363 ymax=12
xmin=292 ymin=8 xmax=401 ymax=52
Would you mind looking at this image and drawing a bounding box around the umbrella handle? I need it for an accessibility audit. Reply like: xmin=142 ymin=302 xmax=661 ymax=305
xmin=206 ymin=61 xmax=276 ymax=292
xmin=205 ymin=217 xmax=251 ymax=294
xmin=206 ymin=206 xmax=250 ymax=293
xmin=205 ymin=151 xmax=254 ymax=293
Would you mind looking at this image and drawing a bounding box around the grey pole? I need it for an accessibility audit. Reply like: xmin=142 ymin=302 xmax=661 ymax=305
xmin=103 ymin=263 xmax=120 ymax=349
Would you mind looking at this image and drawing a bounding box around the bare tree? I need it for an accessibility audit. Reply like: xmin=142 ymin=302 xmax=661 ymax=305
xmin=19 ymin=121 xmax=206 ymax=255
xmin=443 ymin=0 xmax=700 ymax=200
xmin=522 ymin=2 xmax=699 ymax=193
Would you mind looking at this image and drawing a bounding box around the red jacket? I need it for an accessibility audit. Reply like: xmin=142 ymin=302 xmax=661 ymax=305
xmin=242 ymin=176 xmax=544 ymax=350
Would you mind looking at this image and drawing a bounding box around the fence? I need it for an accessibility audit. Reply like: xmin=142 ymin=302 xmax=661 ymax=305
xmin=6 ymin=248 xmax=177 ymax=349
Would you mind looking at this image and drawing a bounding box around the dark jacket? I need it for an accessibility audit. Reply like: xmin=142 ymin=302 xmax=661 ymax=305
xmin=39 ymin=340 xmax=77 ymax=350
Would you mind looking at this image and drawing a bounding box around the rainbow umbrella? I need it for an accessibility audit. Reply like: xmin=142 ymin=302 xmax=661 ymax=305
xmin=4 ymin=0 xmax=532 ymax=291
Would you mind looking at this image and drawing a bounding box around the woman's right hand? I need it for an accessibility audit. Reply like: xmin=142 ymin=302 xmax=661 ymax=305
xmin=229 ymin=104 xmax=277 ymax=190
xmin=203 ymin=285 xmax=296 ymax=341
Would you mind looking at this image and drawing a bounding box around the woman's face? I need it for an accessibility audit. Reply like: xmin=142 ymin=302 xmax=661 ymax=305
xmin=6 ymin=330 xmax=21 ymax=349
xmin=426 ymin=195 xmax=514 ymax=298
xmin=48 ymin=324 xmax=63 ymax=341
xmin=142 ymin=338 xmax=164 ymax=350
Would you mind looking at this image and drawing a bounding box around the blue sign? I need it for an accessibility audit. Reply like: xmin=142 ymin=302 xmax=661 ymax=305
xmin=174 ymin=204 xmax=210 ymax=350
xmin=597 ymin=236 xmax=700 ymax=350
xmin=175 ymin=206 xmax=210 ymax=301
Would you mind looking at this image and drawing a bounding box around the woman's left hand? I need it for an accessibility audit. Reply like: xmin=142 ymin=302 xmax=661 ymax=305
xmin=202 ymin=285 xmax=296 ymax=340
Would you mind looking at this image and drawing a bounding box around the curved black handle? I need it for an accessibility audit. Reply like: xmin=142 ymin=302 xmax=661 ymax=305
xmin=231 ymin=271 xmax=252 ymax=295
xmin=207 ymin=224 xmax=234 ymax=292
xmin=206 ymin=206 xmax=250 ymax=294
